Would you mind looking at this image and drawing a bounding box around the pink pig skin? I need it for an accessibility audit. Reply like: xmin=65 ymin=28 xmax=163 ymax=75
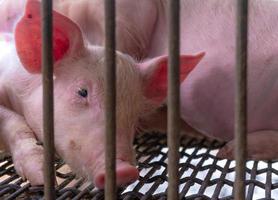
xmin=0 ymin=0 xmax=158 ymax=60
xmin=55 ymin=0 xmax=278 ymax=159
xmin=1 ymin=0 xmax=278 ymax=187
xmin=0 ymin=0 xmax=204 ymax=189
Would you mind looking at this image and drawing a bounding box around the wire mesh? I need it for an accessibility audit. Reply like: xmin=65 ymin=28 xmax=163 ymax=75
xmin=0 ymin=133 xmax=277 ymax=199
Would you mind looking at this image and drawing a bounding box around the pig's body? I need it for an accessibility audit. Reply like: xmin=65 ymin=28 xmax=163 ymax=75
xmin=154 ymin=1 xmax=278 ymax=159
xmin=32 ymin=0 xmax=278 ymax=141
xmin=1 ymin=0 xmax=278 ymax=188
xmin=175 ymin=1 xmax=278 ymax=141
xmin=57 ymin=0 xmax=278 ymax=158
xmin=153 ymin=1 xmax=278 ymax=158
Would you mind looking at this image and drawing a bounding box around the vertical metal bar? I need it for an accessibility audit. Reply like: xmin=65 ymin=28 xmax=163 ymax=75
xmin=235 ymin=0 xmax=248 ymax=199
xmin=41 ymin=0 xmax=55 ymax=199
xmin=104 ymin=0 xmax=116 ymax=199
xmin=167 ymin=0 xmax=180 ymax=199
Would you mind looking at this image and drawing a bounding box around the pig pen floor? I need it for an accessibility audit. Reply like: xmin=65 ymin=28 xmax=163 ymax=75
xmin=0 ymin=133 xmax=277 ymax=199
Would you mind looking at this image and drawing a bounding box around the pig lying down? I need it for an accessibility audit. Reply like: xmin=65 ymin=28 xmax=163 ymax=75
xmin=51 ymin=0 xmax=278 ymax=158
xmin=0 ymin=0 xmax=203 ymax=188
xmin=1 ymin=0 xmax=278 ymax=188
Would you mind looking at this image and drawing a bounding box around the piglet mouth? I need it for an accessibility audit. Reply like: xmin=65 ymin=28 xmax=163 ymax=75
xmin=93 ymin=158 xmax=139 ymax=189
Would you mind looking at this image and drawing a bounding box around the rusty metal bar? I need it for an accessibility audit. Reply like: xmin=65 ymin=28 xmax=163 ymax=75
xmin=234 ymin=0 xmax=248 ymax=199
xmin=41 ymin=0 xmax=55 ymax=199
xmin=104 ymin=0 xmax=116 ymax=199
xmin=167 ymin=0 xmax=180 ymax=199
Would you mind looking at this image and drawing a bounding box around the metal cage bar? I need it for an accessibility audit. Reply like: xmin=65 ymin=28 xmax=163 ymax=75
xmin=235 ymin=0 xmax=248 ymax=199
xmin=41 ymin=0 xmax=55 ymax=199
xmin=167 ymin=0 xmax=180 ymax=199
xmin=104 ymin=0 xmax=116 ymax=200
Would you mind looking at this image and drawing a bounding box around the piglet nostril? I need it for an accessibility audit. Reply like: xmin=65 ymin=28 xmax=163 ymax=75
xmin=93 ymin=160 xmax=139 ymax=189
xmin=94 ymin=173 xmax=106 ymax=189
xmin=115 ymin=162 xmax=139 ymax=186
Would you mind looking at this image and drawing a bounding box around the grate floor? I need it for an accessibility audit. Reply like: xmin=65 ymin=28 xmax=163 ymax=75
xmin=0 ymin=133 xmax=277 ymax=199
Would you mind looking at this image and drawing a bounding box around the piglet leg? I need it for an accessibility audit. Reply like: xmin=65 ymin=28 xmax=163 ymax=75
xmin=0 ymin=105 xmax=44 ymax=185
xmin=217 ymin=130 xmax=278 ymax=160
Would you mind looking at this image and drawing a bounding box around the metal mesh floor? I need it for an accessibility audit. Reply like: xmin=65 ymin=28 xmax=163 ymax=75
xmin=0 ymin=133 xmax=278 ymax=199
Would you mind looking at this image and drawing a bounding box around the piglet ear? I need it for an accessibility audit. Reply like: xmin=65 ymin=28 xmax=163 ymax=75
xmin=15 ymin=0 xmax=84 ymax=74
xmin=139 ymin=52 xmax=205 ymax=104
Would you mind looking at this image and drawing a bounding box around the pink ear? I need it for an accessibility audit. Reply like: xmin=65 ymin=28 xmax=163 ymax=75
xmin=140 ymin=52 xmax=205 ymax=104
xmin=15 ymin=0 xmax=84 ymax=74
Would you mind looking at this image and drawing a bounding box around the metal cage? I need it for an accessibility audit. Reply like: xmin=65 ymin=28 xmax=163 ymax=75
xmin=1 ymin=0 xmax=274 ymax=199
xmin=1 ymin=133 xmax=278 ymax=199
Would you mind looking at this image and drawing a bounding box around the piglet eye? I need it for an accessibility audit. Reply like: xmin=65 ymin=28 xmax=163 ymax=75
xmin=78 ymin=88 xmax=88 ymax=98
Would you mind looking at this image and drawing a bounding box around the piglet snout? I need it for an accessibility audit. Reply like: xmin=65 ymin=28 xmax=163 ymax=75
xmin=94 ymin=159 xmax=139 ymax=189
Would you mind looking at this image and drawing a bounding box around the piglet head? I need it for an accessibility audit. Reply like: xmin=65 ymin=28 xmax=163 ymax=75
xmin=15 ymin=0 xmax=139 ymax=189
xmin=139 ymin=53 xmax=205 ymax=105
xmin=14 ymin=0 xmax=205 ymax=190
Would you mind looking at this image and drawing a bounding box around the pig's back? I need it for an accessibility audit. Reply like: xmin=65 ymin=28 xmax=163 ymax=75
xmin=149 ymin=0 xmax=278 ymax=141
xmin=180 ymin=54 xmax=278 ymax=141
